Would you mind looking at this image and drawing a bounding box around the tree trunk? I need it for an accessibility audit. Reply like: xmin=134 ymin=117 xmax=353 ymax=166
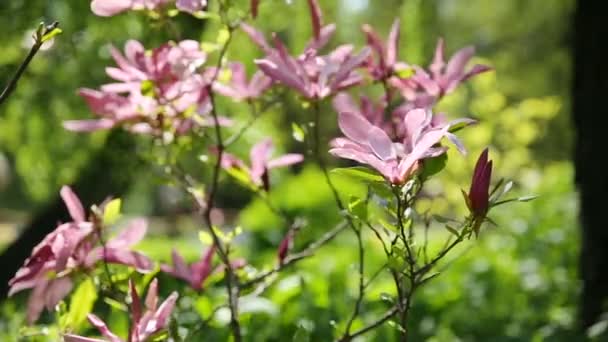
xmin=0 ymin=130 xmax=140 ymax=298
xmin=573 ymin=0 xmax=608 ymax=329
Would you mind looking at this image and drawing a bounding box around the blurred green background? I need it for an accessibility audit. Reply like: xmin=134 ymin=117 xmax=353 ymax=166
xmin=0 ymin=0 xmax=586 ymax=341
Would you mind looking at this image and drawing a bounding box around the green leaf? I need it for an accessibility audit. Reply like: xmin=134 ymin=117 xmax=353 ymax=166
xmin=331 ymin=167 xmax=385 ymax=183
xmin=291 ymin=122 xmax=306 ymax=142
xmin=199 ymin=230 xmax=213 ymax=245
xmin=445 ymin=225 xmax=460 ymax=237
xmin=216 ymin=27 xmax=231 ymax=46
xmin=517 ymin=195 xmax=538 ymax=202
xmin=65 ymin=278 xmax=97 ymax=330
xmin=103 ymin=198 xmax=122 ymax=225
xmin=141 ymin=80 xmax=156 ymax=97
xmin=226 ymin=167 xmax=256 ymax=190
xmin=348 ymin=196 xmax=368 ymax=221
xmin=419 ymin=154 xmax=447 ymax=180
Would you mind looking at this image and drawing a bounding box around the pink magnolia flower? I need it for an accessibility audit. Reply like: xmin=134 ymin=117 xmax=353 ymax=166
xmin=466 ymin=148 xmax=493 ymax=219
xmin=392 ymin=38 xmax=491 ymax=101
xmin=8 ymin=186 xmax=153 ymax=323
xmin=242 ymin=0 xmax=370 ymax=100
xmin=329 ymin=111 xmax=461 ymax=184
xmin=64 ymin=40 xmax=226 ymax=135
xmin=221 ymin=138 xmax=303 ymax=191
xmin=160 ymin=247 xmax=215 ymax=291
xmin=64 ymin=279 xmax=178 ymax=342
xmin=212 ymin=62 xmax=272 ymax=102
xmin=90 ymin=0 xmax=170 ymax=17
xmin=362 ymin=19 xmax=404 ymax=80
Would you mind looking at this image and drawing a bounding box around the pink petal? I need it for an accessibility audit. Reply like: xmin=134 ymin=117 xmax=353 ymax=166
xmin=145 ymin=279 xmax=159 ymax=310
xmin=367 ymin=125 xmax=395 ymax=160
xmin=63 ymin=334 xmax=107 ymax=342
xmin=90 ymin=0 xmax=132 ymax=17
xmin=241 ymin=23 xmax=271 ymax=52
xmin=398 ymin=127 xmax=448 ymax=179
xmin=176 ymin=0 xmax=206 ymax=13
xmin=307 ymin=0 xmax=323 ymax=41
xmin=60 ymin=186 xmax=86 ymax=222
xmin=338 ymin=111 xmax=373 ymax=142
xmin=44 ymin=277 xmax=73 ymax=311
xmin=129 ymin=279 xmax=142 ymax=324
xmin=429 ymin=38 xmax=445 ymax=78
xmin=445 ymin=46 xmax=475 ymax=81
xmin=102 ymin=248 xmax=153 ymax=272
xmin=170 ymin=249 xmax=191 ymax=280
xmin=151 ymin=291 xmax=179 ymax=331
xmin=255 ymin=59 xmax=310 ymax=97
xmin=332 ymin=93 xmax=359 ymax=115
xmin=63 ymin=119 xmax=116 ymax=132
xmin=249 ymin=138 xmax=274 ymax=180
xmin=386 ymin=19 xmax=401 ymax=68
xmin=267 ymin=154 xmax=304 ymax=169
xmin=88 ymin=314 xmax=123 ymax=342
xmin=106 ymin=218 xmax=148 ymax=249
xmin=305 ymin=24 xmax=336 ymax=51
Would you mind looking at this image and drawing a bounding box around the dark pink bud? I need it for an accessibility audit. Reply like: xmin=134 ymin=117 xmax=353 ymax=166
xmin=467 ymin=148 xmax=492 ymax=218
xmin=277 ymin=230 xmax=295 ymax=265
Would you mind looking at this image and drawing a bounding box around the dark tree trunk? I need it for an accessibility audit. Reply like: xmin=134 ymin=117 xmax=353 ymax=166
xmin=573 ymin=0 xmax=608 ymax=329
xmin=0 ymin=130 xmax=140 ymax=298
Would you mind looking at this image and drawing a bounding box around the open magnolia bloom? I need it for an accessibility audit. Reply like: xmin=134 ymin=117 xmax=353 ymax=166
xmin=220 ymin=138 xmax=304 ymax=191
xmin=63 ymin=40 xmax=228 ymax=135
xmin=330 ymin=110 xmax=469 ymax=185
xmin=8 ymin=186 xmax=152 ymax=323
xmin=391 ymin=38 xmax=492 ymax=103
xmin=243 ymin=0 xmax=370 ymax=100
xmin=64 ymin=279 xmax=178 ymax=342
xmin=211 ymin=62 xmax=273 ymax=102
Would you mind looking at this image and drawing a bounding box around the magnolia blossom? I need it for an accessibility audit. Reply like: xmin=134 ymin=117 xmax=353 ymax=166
xmin=243 ymin=0 xmax=370 ymax=100
xmin=221 ymin=138 xmax=303 ymax=191
xmin=212 ymin=62 xmax=272 ymax=102
xmin=329 ymin=111 xmax=465 ymax=184
xmin=392 ymin=38 xmax=491 ymax=101
xmin=8 ymin=186 xmax=153 ymax=323
xmin=362 ymin=19 xmax=406 ymax=80
xmin=161 ymin=247 xmax=215 ymax=291
xmin=90 ymin=0 xmax=170 ymax=16
xmin=64 ymin=40 xmax=226 ymax=135
xmin=64 ymin=279 xmax=178 ymax=342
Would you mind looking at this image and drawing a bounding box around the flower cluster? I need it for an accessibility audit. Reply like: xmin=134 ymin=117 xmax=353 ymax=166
xmin=64 ymin=279 xmax=178 ymax=342
xmin=8 ymin=187 xmax=152 ymax=323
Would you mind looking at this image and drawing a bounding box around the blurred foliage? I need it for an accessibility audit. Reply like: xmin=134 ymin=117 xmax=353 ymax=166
xmin=0 ymin=0 xmax=581 ymax=341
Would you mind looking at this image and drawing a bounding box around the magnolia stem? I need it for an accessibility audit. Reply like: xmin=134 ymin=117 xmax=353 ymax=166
xmin=203 ymin=24 xmax=243 ymax=342
xmin=0 ymin=22 xmax=58 ymax=107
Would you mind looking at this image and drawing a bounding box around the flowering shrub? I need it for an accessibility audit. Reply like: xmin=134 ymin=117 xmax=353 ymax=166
xmin=6 ymin=1 xmax=534 ymax=341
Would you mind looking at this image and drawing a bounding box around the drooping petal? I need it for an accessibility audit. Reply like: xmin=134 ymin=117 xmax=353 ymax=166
xmin=129 ymin=279 xmax=142 ymax=324
xmin=44 ymin=277 xmax=73 ymax=311
xmin=267 ymin=154 xmax=304 ymax=169
xmin=176 ymin=0 xmax=206 ymax=13
xmin=101 ymin=248 xmax=153 ymax=272
xmin=88 ymin=314 xmax=123 ymax=342
xmin=60 ymin=186 xmax=86 ymax=222
xmin=106 ymin=218 xmax=148 ymax=249
xmin=145 ymin=278 xmax=159 ymax=311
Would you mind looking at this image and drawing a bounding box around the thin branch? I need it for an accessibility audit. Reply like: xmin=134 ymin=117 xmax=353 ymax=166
xmin=338 ymin=303 xmax=401 ymax=342
xmin=0 ymin=22 xmax=59 ymax=107
xmin=241 ymin=220 xmax=348 ymax=288
xmin=202 ymin=23 xmax=243 ymax=341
